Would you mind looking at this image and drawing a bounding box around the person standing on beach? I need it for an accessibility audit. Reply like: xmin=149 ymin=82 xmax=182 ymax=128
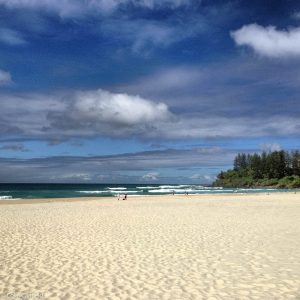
xmin=123 ymin=193 xmax=127 ymax=200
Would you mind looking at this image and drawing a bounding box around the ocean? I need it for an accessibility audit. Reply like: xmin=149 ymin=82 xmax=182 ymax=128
xmin=0 ymin=183 xmax=293 ymax=200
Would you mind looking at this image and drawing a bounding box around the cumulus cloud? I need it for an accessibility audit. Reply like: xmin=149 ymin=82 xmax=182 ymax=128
xmin=0 ymin=28 xmax=27 ymax=46
xmin=73 ymin=89 xmax=170 ymax=125
xmin=0 ymin=0 xmax=192 ymax=17
xmin=120 ymin=54 xmax=300 ymax=131
xmin=47 ymin=89 xmax=173 ymax=137
xmin=0 ymin=89 xmax=174 ymax=140
xmin=1 ymin=86 xmax=300 ymax=142
xmin=231 ymin=24 xmax=300 ymax=58
xmin=0 ymin=69 xmax=12 ymax=85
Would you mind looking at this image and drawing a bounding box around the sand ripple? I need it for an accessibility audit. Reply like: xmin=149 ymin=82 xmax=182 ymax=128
xmin=0 ymin=194 xmax=300 ymax=299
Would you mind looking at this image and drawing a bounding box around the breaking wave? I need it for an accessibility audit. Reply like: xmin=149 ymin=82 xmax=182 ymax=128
xmin=0 ymin=196 xmax=13 ymax=200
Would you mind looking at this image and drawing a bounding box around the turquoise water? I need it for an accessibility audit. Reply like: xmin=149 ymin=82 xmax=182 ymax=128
xmin=0 ymin=183 xmax=295 ymax=200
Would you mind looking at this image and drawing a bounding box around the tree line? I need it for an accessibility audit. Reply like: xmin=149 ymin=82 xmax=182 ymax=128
xmin=213 ymin=150 xmax=300 ymax=188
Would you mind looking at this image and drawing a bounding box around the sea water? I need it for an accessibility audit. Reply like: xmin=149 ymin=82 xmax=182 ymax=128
xmin=0 ymin=183 xmax=294 ymax=200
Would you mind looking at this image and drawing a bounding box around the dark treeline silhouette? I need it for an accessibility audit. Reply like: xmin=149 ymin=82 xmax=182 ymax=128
xmin=213 ymin=150 xmax=300 ymax=188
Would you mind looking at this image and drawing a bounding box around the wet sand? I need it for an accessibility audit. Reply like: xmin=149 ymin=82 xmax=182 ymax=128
xmin=1 ymin=193 xmax=300 ymax=299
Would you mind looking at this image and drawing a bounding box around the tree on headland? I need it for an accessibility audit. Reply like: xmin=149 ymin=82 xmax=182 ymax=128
xmin=213 ymin=150 xmax=300 ymax=188
xmin=291 ymin=150 xmax=300 ymax=176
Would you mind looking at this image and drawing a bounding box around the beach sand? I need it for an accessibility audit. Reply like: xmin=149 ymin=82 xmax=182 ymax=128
xmin=0 ymin=193 xmax=300 ymax=300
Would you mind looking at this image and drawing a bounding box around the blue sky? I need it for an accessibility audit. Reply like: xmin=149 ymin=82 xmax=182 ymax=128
xmin=0 ymin=0 xmax=300 ymax=183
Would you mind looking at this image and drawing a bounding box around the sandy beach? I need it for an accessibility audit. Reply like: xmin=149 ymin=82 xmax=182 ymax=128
xmin=0 ymin=193 xmax=300 ymax=300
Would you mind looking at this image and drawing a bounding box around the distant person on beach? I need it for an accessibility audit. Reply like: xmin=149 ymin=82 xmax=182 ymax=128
xmin=123 ymin=193 xmax=127 ymax=200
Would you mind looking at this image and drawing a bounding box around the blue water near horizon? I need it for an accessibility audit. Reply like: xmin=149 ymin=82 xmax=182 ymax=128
xmin=0 ymin=183 xmax=296 ymax=200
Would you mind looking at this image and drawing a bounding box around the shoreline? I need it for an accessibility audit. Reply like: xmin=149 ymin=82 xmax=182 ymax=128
xmin=0 ymin=191 xmax=298 ymax=205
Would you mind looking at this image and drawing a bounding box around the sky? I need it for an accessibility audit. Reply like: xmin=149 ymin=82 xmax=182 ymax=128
xmin=0 ymin=0 xmax=300 ymax=184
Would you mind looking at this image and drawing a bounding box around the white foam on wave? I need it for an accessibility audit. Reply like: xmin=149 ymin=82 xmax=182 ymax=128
xmin=136 ymin=186 xmax=158 ymax=190
xmin=158 ymin=185 xmax=191 ymax=189
xmin=237 ymin=188 xmax=277 ymax=192
xmin=191 ymin=186 xmax=224 ymax=190
xmin=149 ymin=189 xmax=175 ymax=193
xmin=138 ymin=185 xmax=223 ymax=192
xmin=112 ymin=190 xmax=138 ymax=194
xmin=77 ymin=190 xmax=139 ymax=195
xmin=149 ymin=189 xmax=193 ymax=193
xmin=107 ymin=187 xmax=127 ymax=190
xmin=148 ymin=188 xmax=236 ymax=194
xmin=77 ymin=191 xmax=108 ymax=194
xmin=0 ymin=196 xmax=13 ymax=199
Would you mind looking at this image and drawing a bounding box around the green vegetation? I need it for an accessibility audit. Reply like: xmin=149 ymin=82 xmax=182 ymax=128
xmin=213 ymin=150 xmax=300 ymax=188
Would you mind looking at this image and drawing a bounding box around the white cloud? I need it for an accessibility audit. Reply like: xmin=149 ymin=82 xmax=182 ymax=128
xmin=190 ymin=174 xmax=202 ymax=179
xmin=134 ymin=0 xmax=190 ymax=9
xmin=231 ymin=23 xmax=300 ymax=58
xmin=260 ymin=143 xmax=281 ymax=152
xmin=0 ymin=1 xmax=200 ymax=51
xmin=102 ymin=17 xmax=203 ymax=52
xmin=0 ymin=92 xmax=67 ymax=136
xmin=46 ymin=89 xmax=173 ymax=138
xmin=148 ymin=115 xmax=300 ymax=140
xmin=0 ymin=28 xmax=27 ymax=46
xmin=121 ymin=66 xmax=203 ymax=95
xmin=132 ymin=22 xmax=179 ymax=50
xmin=190 ymin=174 xmax=215 ymax=182
xmin=0 ymin=69 xmax=12 ymax=85
xmin=1 ymin=88 xmax=300 ymax=141
xmin=0 ymin=0 xmax=115 ymax=17
xmin=72 ymin=89 xmax=171 ymax=126
xmin=142 ymin=172 xmax=160 ymax=180
xmin=0 ymin=89 xmax=171 ymax=139
xmin=51 ymin=173 xmax=92 ymax=181
xmin=0 ymin=0 xmax=193 ymax=17
xmin=0 ymin=147 xmax=232 ymax=183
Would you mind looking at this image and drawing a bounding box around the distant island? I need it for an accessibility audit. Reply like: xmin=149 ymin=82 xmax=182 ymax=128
xmin=213 ymin=150 xmax=300 ymax=188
